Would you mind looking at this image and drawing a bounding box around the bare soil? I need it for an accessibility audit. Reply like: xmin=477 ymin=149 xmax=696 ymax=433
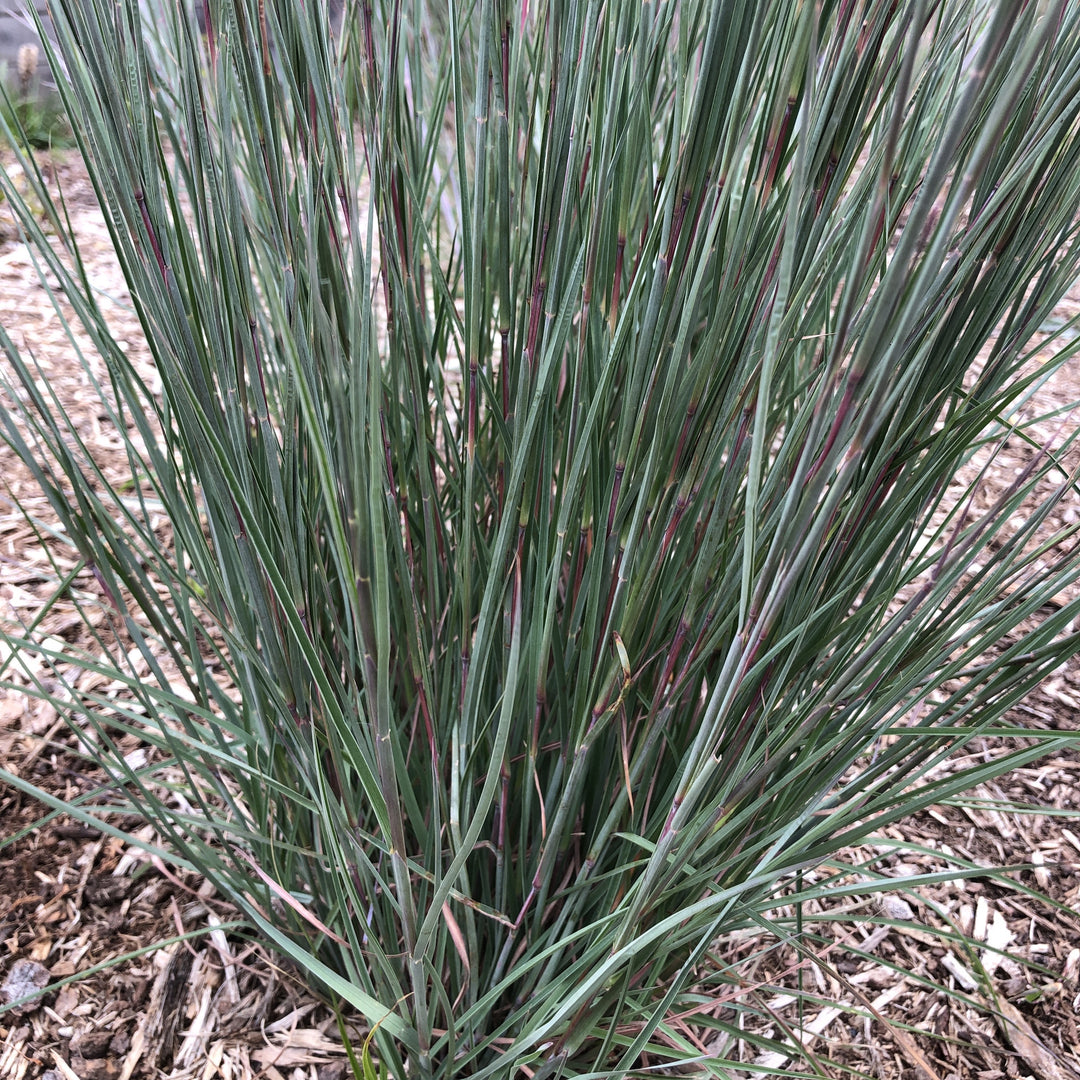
xmin=1 ymin=150 xmax=1079 ymax=1080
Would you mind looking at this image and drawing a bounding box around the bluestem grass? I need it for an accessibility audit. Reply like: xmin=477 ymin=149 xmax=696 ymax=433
xmin=2 ymin=0 xmax=1080 ymax=1076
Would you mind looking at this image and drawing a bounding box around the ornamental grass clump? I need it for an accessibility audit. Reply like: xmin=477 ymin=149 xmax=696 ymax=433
xmin=3 ymin=0 xmax=1080 ymax=1075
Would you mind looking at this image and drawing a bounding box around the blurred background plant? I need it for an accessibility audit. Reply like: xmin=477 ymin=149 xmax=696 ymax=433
xmin=0 ymin=42 xmax=71 ymax=149
xmin=2 ymin=0 xmax=1080 ymax=1076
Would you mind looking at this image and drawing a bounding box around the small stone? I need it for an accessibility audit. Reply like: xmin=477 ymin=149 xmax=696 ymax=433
xmin=881 ymin=895 xmax=915 ymax=921
xmin=72 ymin=1029 xmax=114 ymax=1059
xmin=317 ymin=1063 xmax=349 ymax=1080
xmin=1 ymin=959 xmax=50 ymax=1014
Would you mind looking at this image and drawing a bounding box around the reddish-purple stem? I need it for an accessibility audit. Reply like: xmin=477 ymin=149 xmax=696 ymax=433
xmin=807 ymin=380 xmax=856 ymax=482
xmin=202 ymin=0 xmax=216 ymax=67
xmin=656 ymin=618 xmax=690 ymax=704
xmin=761 ymin=99 xmax=796 ymax=201
xmin=134 ymin=191 xmax=167 ymax=280
xmin=248 ymin=317 xmax=269 ymax=407
xmin=668 ymin=400 xmax=697 ymax=484
xmin=868 ymin=174 xmax=900 ymax=264
xmin=90 ymin=563 xmax=122 ymax=614
xmin=658 ymin=494 xmax=688 ymax=564
xmin=815 ymin=153 xmax=838 ymax=214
